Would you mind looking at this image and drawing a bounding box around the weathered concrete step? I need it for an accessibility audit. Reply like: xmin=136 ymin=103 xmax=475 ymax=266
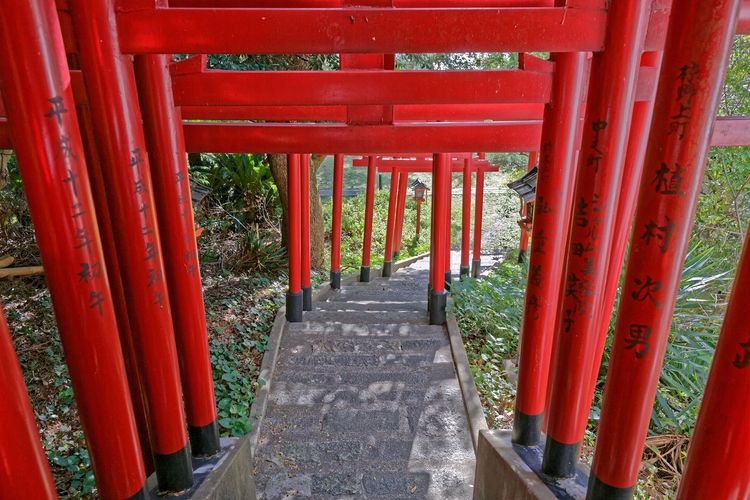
xmin=260 ymin=401 xmax=472 ymax=438
xmin=328 ymin=290 xmax=427 ymax=299
xmin=285 ymin=320 xmax=447 ymax=338
xmin=277 ymin=352 xmax=441 ymax=369
xmin=280 ymin=336 xmax=448 ymax=354
xmin=301 ymin=311 xmax=429 ymax=324
xmin=258 ymin=433 xmax=473 ymax=470
xmin=314 ymin=300 xmax=427 ymax=312
xmin=271 ymin=361 xmax=458 ymax=385
xmin=268 ymin=378 xmax=463 ymax=407
xmin=255 ymin=466 xmax=473 ymax=500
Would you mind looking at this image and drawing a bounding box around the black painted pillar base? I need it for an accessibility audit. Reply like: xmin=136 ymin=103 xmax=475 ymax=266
xmin=518 ymin=249 xmax=527 ymax=264
xmin=429 ymin=290 xmax=447 ymax=325
xmin=541 ymin=436 xmax=579 ymax=478
xmin=359 ymin=265 xmax=371 ymax=282
xmin=154 ymin=443 xmax=194 ymax=493
xmin=471 ymin=259 xmax=481 ymax=278
xmin=330 ymin=270 xmax=341 ymax=290
xmin=587 ymin=474 xmax=635 ymax=500
xmin=189 ymin=419 xmax=220 ymax=457
xmin=126 ymin=484 xmax=150 ymax=500
xmin=302 ymin=286 xmax=312 ymax=311
xmin=511 ymin=409 xmax=542 ymax=446
xmin=286 ymin=291 xmax=303 ymax=322
xmin=444 ymin=271 xmax=452 ymax=291
xmin=382 ymin=260 xmax=393 ymax=277
xmin=459 ymin=265 xmax=470 ymax=279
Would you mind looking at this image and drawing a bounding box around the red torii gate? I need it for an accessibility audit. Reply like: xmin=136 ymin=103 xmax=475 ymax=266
xmin=350 ymin=154 xmax=499 ymax=279
xmin=0 ymin=0 xmax=747 ymax=498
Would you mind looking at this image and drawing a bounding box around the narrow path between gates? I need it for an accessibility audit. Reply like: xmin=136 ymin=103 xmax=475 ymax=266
xmin=251 ymin=258 xmax=484 ymax=499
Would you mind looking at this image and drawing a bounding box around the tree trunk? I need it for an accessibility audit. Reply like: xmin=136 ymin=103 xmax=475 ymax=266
xmin=0 ymin=150 xmax=12 ymax=190
xmin=268 ymin=153 xmax=289 ymax=245
xmin=309 ymin=154 xmax=326 ymax=269
xmin=268 ymin=153 xmax=327 ymax=269
xmin=187 ymin=152 xmax=203 ymax=168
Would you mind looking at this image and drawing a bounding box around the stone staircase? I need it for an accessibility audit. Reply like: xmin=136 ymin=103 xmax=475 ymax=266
xmin=252 ymin=263 xmax=476 ymax=499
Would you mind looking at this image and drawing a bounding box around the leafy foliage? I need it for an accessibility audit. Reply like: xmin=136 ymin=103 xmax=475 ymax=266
xmin=397 ymin=52 xmax=520 ymax=70
xmin=192 ymin=153 xmax=277 ymax=212
xmin=203 ymin=273 xmax=285 ymax=436
xmin=651 ymin=244 xmax=732 ymax=434
xmin=322 ymin=189 xmax=432 ymax=272
xmin=451 ymin=256 xmax=527 ymax=426
xmin=207 ymin=53 xmax=339 ymax=71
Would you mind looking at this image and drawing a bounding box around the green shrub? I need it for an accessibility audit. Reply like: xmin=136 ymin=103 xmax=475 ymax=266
xmin=450 ymin=255 xmax=527 ymax=425
xmin=323 ymin=191 xmax=431 ymax=272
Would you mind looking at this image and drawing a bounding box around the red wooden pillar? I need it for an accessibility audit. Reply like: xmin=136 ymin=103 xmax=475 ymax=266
xmin=586 ymin=50 xmax=665 ymax=410
xmin=590 ymin=0 xmax=741 ymax=496
xmin=0 ymin=1 xmax=148 ymax=497
xmin=0 ymin=302 xmax=57 ymax=498
xmin=330 ymin=153 xmax=344 ymax=289
xmin=70 ymin=0 xmax=193 ymax=491
xmin=134 ymin=53 xmax=219 ymax=457
xmin=301 ymin=154 xmax=313 ymax=310
xmin=77 ymin=105 xmax=154 ymax=473
xmin=382 ymin=168 xmax=400 ymax=277
xmin=678 ymin=232 xmax=750 ymax=499
xmin=512 ymin=52 xmax=588 ymax=447
xmin=543 ymin=0 xmax=651 ymax=477
xmin=393 ymin=170 xmax=409 ymax=258
xmin=445 ymin=169 xmax=453 ymax=289
xmin=471 ymin=157 xmax=486 ymax=278
xmin=460 ymin=158 xmax=472 ymax=278
xmin=430 ymin=153 xmax=450 ymax=325
xmin=518 ymin=151 xmax=539 ymax=264
xmin=360 ymin=155 xmax=377 ymax=282
xmin=286 ymin=154 xmax=303 ymax=322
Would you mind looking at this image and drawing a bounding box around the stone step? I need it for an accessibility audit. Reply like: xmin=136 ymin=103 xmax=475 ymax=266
xmin=300 ymin=311 xmax=429 ymax=324
xmin=256 ymin=437 xmax=473 ymax=477
xmin=254 ymin=466 xmax=474 ymax=500
xmin=314 ymin=300 xmax=427 ymax=312
xmin=267 ymin=379 xmax=463 ymax=407
xmin=271 ymin=362 xmax=458 ymax=385
xmin=277 ymin=352 xmax=439 ymax=369
xmin=279 ymin=336 xmax=448 ymax=354
xmin=284 ymin=321 xmax=445 ymax=337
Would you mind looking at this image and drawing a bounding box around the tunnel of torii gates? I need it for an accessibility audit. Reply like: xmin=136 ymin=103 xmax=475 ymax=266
xmin=0 ymin=0 xmax=749 ymax=499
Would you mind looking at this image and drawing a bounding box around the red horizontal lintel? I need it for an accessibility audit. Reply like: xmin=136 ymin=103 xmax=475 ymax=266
xmin=172 ymin=69 xmax=552 ymax=106
xmin=181 ymin=121 xmax=543 ymax=153
xmin=117 ymin=7 xmax=607 ymax=54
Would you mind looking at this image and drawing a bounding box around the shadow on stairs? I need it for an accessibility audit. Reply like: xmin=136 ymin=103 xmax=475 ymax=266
xmin=250 ymin=260 xmax=483 ymax=499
